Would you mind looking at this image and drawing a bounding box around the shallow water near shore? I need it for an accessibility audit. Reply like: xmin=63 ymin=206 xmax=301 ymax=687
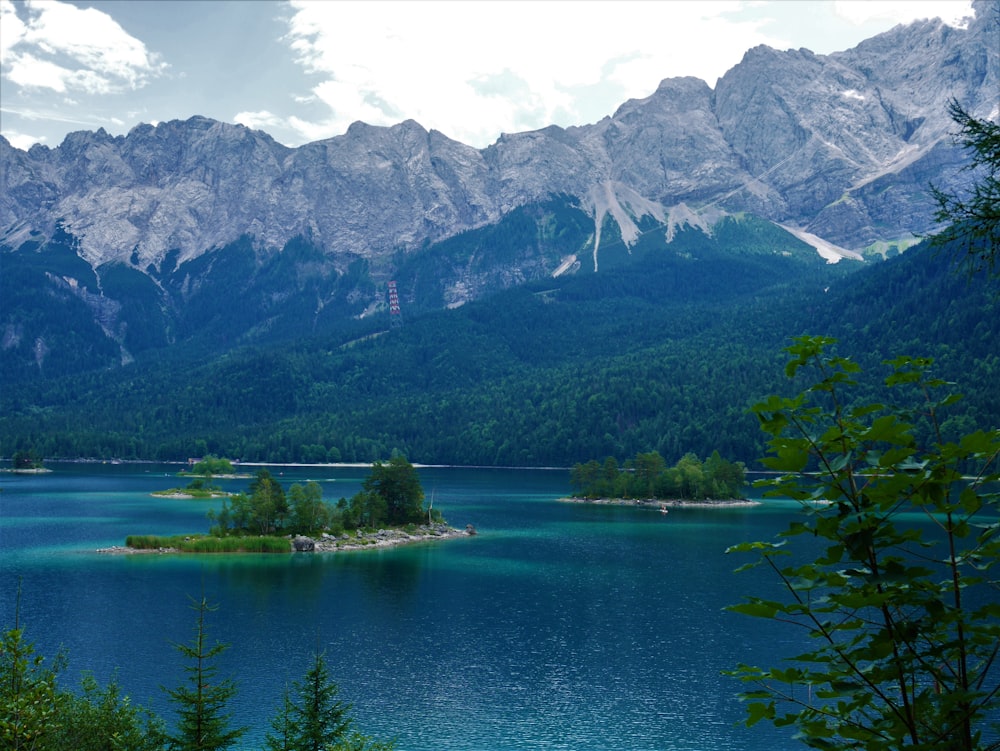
xmin=2 ymin=462 xmax=807 ymax=750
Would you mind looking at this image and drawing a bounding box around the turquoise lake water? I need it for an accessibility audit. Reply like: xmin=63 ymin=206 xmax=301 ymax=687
xmin=1 ymin=462 xmax=809 ymax=750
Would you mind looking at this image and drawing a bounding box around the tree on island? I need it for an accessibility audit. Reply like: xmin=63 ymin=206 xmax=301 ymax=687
xmin=210 ymin=469 xmax=289 ymax=536
xmin=570 ymin=450 xmax=746 ymax=500
xmin=189 ymin=456 xmax=235 ymax=477
xmin=727 ymin=336 xmax=1000 ymax=750
xmin=206 ymin=457 xmax=434 ymax=538
xmin=288 ymin=481 xmax=330 ymax=534
xmin=11 ymin=449 xmax=44 ymax=470
xmin=355 ymin=455 xmax=427 ymax=527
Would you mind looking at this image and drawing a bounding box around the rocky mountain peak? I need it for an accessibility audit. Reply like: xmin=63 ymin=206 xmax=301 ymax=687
xmin=1 ymin=10 xmax=994 ymax=277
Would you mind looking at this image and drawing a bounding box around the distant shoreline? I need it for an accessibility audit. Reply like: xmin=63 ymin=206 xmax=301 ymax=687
xmin=559 ymin=497 xmax=761 ymax=509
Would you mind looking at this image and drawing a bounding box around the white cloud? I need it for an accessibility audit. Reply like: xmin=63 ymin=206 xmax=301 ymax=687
xmin=282 ymin=0 xmax=776 ymax=147
xmin=234 ymin=109 xmax=287 ymax=131
xmin=832 ymin=0 xmax=973 ymax=27
xmin=1 ymin=128 xmax=46 ymax=150
xmin=0 ymin=0 xmax=28 ymax=57
xmin=1 ymin=0 xmax=165 ymax=94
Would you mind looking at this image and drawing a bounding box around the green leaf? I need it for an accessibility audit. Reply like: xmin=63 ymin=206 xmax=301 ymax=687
xmin=727 ymin=600 xmax=783 ymax=619
xmin=744 ymin=700 xmax=778 ymax=728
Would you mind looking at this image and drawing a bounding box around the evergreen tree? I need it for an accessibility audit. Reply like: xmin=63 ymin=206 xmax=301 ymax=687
xmin=264 ymin=692 xmax=296 ymax=751
xmin=360 ymin=456 xmax=425 ymax=526
xmin=328 ymin=732 xmax=396 ymax=751
xmin=931 ymin=99 xmax=1000 ymax=274
xmin=266 ymin=650 xmax=350 ymax=751
xmin=164 ymin=596 xmax=246 ymax=751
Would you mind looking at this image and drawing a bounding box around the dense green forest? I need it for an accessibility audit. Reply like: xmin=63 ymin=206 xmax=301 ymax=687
xmin=1 ymin=227 xmax=997 ymax=468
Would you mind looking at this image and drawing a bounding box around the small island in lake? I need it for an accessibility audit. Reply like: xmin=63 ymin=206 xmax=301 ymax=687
xmin=109 ymin=456 xmax=475 ymax=554
xmin=152 ymin=477 xmax=230 ymax=499
xmin=5 ymin=449 xmax=52 ymax=473
xmin=566 ymin=450 xmax=759 ymax=508
xmin=153 ymin=456 xmax=252 ymax=498
xmin=559 ymin=497 xmax=760 ymax=509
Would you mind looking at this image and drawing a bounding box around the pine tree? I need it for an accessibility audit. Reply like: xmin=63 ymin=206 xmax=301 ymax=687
xmin=164 ymin=596 xmax=246 ymax=751
xmin=931 ymin=99 xmax=1000 ymax=274
xmin=266 ymin=650 xmax=351 ymax=751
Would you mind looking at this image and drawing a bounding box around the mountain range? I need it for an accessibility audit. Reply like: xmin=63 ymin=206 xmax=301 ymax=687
xmin=1 ymin=5 xmax=998 ymax=465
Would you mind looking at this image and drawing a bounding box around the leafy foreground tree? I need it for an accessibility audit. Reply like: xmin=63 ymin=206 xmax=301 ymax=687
xmin=1 ymin=608 xmax=62 ymax=751
xmin=3 ymin=591 xmax=395 ymax=750
xmin=51 ymin=672 xmax=165 ymax=751
xmin=266 ymin=649 xmax=394 ymax=751
xmin=2 ymin=592 xmax=163 ymax=751
xmin=164 ymin=596 xmax=246 ymax=751
xmin=728 ymin=336 xmax=1000 ymax=750
xmin=931 ymin=99 xmax=1000 ymax=275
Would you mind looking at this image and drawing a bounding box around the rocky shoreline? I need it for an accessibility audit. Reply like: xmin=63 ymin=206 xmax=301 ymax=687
xmin=150 ymin=491 xmax=230 ymax=499
xmin=97 ymin=523 xmax=477 ymax=555
xmin=297 ymin=523 xmax=477 ymax=552
xmin=559 ymin=497 xmax=760 ymax=509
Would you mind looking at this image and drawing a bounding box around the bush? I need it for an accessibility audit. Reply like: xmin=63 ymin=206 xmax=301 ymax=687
xmin=125 ymin=535 xmax=290 ymax=553
xmin=728 ymin=336 xmax=1000 ymax=750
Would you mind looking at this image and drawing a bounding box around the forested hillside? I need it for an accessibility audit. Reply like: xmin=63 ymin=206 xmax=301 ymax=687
xmin=2 ymin=224 xmax=996 ymax=467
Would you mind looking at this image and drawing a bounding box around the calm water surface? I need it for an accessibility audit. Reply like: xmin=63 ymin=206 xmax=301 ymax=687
xmin=1 ymin=462 xmax=805 ymax=750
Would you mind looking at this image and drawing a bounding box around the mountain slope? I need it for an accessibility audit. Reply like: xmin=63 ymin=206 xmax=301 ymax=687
xmin=7 ymin=226 xmax=996 ymax=468
xmin=1 ymin=4 xmax=996 ymax=383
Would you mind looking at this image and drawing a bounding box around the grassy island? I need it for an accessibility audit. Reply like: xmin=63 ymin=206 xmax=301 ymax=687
xmin=123 ymin=534 xmax=290 ymax=553
xmin=115 ymin=456 xmax=473 ymax=554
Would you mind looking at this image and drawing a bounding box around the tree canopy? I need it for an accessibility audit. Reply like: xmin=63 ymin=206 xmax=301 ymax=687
xmin=931 ymin=99 xmax=1000 ymax=274
xmin=358 ymin=456 xmax=426 ymax=527
xmin=570 ymin=450 xmax=746 ymax=500
xmin=727 ymin=336 xmax=1000 ymax=750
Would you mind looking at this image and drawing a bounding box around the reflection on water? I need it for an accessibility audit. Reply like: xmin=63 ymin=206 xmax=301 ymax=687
xmin=2 ymin=463 xmax=801 ymax=750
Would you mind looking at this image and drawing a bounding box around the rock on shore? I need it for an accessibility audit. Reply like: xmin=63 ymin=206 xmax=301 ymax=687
xmin=305 ymin=523 xmax=477 ymax=552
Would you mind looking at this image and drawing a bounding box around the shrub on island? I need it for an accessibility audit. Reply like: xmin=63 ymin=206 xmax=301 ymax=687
xmin=125 ymin=534 xmax=290 ymax=553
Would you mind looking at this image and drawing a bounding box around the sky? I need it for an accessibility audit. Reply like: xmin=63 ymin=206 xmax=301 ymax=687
xmin=0 ymin=0 xmax=978 ymax=152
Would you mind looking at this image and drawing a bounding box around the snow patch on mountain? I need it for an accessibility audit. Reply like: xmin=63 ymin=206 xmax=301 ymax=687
xmin=778 ymin=224 xmax=864 ymax=263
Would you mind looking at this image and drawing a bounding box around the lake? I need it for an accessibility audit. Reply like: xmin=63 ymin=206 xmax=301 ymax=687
xmin=1 ymin=462 xmax=806 ymax=750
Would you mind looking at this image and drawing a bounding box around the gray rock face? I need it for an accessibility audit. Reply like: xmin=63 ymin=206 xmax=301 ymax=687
xmin=1 ymin=6 xmax=995 ymax=281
